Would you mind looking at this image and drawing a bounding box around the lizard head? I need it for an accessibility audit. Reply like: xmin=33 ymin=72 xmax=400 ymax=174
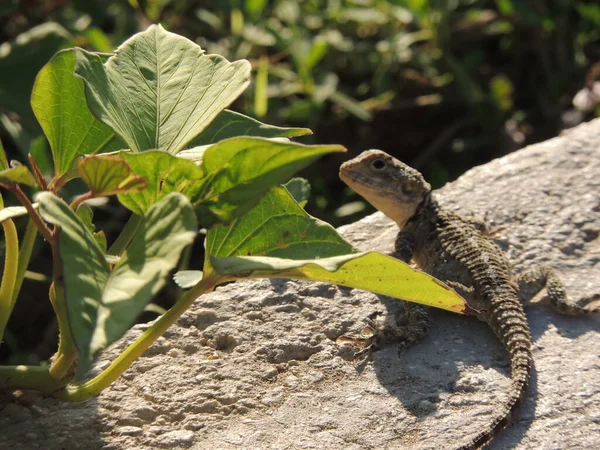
xmin=339 ymin=149 xmax=431 ymax=227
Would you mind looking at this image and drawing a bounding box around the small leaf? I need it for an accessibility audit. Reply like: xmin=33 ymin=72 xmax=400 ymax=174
xmin=187 ymin=110 xmax=311 ymax=147
xmin=173 ymin=270 xmax=203 ymax=289
xmin=0 ymin=162 xmax=36 ymax=186
xmin=74 ymin=24 xmax=251 ymax=154
xmin=78 ymin=154 xmax=147 ymax=197
xmin=31 ymin=49 xmax=126 ymax=184
xmin=0 ymin=204 xmax=38 ymax=223
xmin=0 ymin=139 xmax=8 ymax=169
xmin=210 ymin=253 xmax=467 ymax=314
xmin=38 ymin=192 xmax=197 ymax=376
xmin=283 ymin=177 xmax=310 ymax=206
xmin=195 ymin=137 xmax=345 ymax=227
xmin=117 ymin=151 xmax=204 ymax=216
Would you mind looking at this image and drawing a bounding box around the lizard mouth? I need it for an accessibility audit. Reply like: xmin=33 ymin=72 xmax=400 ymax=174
xmin=339 ymin=169 xmax=396 ymax=198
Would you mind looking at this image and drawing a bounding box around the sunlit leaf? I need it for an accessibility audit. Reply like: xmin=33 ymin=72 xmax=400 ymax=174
xmin=117 ymin=151 xmax=204 ymax=216
xmin=205 ymin=186 xmax=354 ymax=267
xmin=74 ymin=24 xmax=251 ymax=154
xmin=0 ymin=162 xmax=36 ymax=187
xmin=31 ymin=49 xmax=126 ymax=185
xmin=173 ymin=270 xmax=203 ymax=289
xmin=187 ymin=110 xmax=311 ymax=147
xmin=206 ymin=186 xmax=468 ymax=314
xmin=38 ymin=192 xmax=197 ymax=376
xmin=195 ymin=137 xmax=345 ymax=227
xmin=211 ymin=253 xmax=468 ymax=314
xmin=0 ymin=204 xmax=38 ymax=223
xmin=78 ymin=154 xmax=147 ymax=197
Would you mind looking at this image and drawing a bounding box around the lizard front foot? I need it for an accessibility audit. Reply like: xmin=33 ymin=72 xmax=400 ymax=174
xmin=337 ymin=304 xmax=430 ymax=360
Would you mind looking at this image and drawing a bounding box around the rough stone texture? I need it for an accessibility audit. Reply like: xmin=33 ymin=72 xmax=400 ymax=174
xmin=1 ymin=119 xmax=600 ymax=450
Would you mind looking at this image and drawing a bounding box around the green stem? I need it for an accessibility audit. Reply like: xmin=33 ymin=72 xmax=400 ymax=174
xmin=55 ymin=272 xmax=222 ymax=402
xmin=0 ymin=364 xmax=70 ymax=392
xmin=70 ymin=191 xmax=93 ymax=211
xmin=108 ymin=213 xmax=143 ymax=256
xmin=0 ymin=218 xmax=19 ymax=342
xmin=48 ymin=280 xmax=78 ymax=380
xmin=11 ymin=218 xmax=38 ymax=305
xmin=3 ymin=184 xmax=52 ymax=243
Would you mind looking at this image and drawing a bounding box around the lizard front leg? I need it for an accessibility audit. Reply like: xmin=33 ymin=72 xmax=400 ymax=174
xmin=337 ymin=231 xmax=430 ymax=359
xmin=516 ymin=266 xmax=599 ymax=315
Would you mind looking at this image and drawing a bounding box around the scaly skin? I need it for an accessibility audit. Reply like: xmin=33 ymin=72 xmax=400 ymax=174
xmin=339 ymin=150 xmax=532 ymax=449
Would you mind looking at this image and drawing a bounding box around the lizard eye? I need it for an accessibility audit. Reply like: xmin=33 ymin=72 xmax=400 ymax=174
xmin=370 ymin=159 xmax=386 ymax=171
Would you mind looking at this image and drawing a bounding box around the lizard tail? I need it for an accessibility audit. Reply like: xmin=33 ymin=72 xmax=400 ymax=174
xmin=457 ymin=289 xmax=533 ymax=450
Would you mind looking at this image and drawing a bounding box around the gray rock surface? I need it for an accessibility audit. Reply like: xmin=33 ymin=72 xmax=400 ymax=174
xmin=1 ymin=119 xmax=599 ymax=450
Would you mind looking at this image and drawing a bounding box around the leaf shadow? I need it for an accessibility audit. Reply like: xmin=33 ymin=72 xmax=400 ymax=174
xmin=0 ymin=395 xmax=106 ymax=449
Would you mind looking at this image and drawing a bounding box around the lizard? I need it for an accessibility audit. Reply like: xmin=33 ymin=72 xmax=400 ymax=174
xmin=338 ymin=149 xmax=598 ymax=450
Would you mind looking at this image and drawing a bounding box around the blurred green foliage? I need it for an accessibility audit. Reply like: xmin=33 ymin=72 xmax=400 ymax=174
xmin=1 ymin=0 xmax=599 ymax=214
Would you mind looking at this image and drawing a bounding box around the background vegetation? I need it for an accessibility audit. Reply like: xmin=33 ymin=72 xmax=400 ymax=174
xmin=1 ymin=0 xmax=599 ymax=364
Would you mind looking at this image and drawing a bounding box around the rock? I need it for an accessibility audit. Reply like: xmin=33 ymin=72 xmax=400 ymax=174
xmin=1 ymin=119 xmax=600 ymax=449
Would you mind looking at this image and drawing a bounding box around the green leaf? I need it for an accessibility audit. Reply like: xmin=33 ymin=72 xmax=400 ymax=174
xmin=38 ymin=192 xmax=197 ymax=376
xmin=186 ymin=110 xmax=311 ymax=147
xmin=173 ymin=270 xmax=203 ymax=289
xmin=78 ymin=154 xmax=148 ymax=197
xmin=0 ymin=23 xmax=72 ymax=127
xmin=74 ymin=24 xmax=251 ymax=154
xmin=0 ymin=162 xmax=36 ymax=187
xmin=206 ymin=186 xmax=468 ymax=315
xmin=76 ymin=204 xmax=107 ymax=252
xmin=283 ymin=177 xmax=310 ymax=206
xmin=31 ymin=49 xmax=126 ymax=184
xmin=210 ymin=253 xmax=467 ymax=314
xmin=0 ymin=139 xmax=8 ymax=169
xmin=117 ymin=151 xmax=204 ymax=216
xmin=0 ymin=204 xmax=38 ymax=223
xmin=195 ymin=137 xmax=345 ymax=227
xmin=206 ymin=186 xmax=353 ymax=264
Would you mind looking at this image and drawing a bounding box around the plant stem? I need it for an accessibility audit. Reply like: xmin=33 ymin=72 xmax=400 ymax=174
xmin=0 ymin=365 xmax=70 ymax=392
xmin=70 ymin=191 xmax=93 ymax=211
xmin=0 ymin=218 xmax=19 ymax=342
xmin=107 ymin=213 xmax=143 ymax=256
xmin=2 ymin=183 xmax=52 ymax=243
xmin=55 ymin=272 xmax=222 ymax=402
xmin=11 ymin=218 xmax=38 ymax=304
xmin=48 ymin=280 xmax=78 ymax=380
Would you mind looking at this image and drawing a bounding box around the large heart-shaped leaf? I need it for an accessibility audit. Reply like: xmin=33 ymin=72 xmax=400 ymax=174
xmin=38 ymin=192 xmax=197 ymax=376
xmin=31 ymin=49 xmax=125 ymax=184
xmin=74 ymin=24 xmax=251 ymax=154
xmin=204 ymin=187 xmax=468 ymax=314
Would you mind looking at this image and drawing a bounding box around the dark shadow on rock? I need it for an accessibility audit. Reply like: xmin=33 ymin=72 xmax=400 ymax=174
xmin=361 ymin=295 xmax=539 ymax=448
xmin=526 ymin=301 xmax=600 ymax=342
xmin=0 ymin=394 xmax=105 ymax=450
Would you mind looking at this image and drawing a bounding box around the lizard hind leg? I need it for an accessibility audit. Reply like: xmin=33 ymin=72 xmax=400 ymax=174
xmin=516 ymin=266 xmax=599 ymax=315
